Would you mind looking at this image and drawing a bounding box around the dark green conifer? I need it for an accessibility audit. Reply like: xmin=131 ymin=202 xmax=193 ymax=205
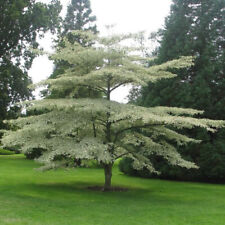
xmin=133 ymin=0 xmax=225 ymax=181
xmin=47 ymin=0 xmax=98 ymax=99
xmin=63 ymin=0 xmax=97 ymax=35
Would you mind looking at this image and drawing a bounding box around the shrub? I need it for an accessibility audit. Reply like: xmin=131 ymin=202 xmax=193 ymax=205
xmin=0 ymin=148 xmax=14 ymax=155
xmin=24 ymin=148 xmax=44 ymax=159
xmin=119 ymin=146 xmax=225 ymax=183
xmin=119 ymin=157 xmax=138 ymax=176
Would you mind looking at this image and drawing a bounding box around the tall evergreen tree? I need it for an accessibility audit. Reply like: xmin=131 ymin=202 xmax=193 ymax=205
xmin=63 ymin=0 xmax=97 ymax=36
xmin=134 ymin=0 xmax=225 ymax=181
xmin=47 ymin=0 xmax=98 ymax=99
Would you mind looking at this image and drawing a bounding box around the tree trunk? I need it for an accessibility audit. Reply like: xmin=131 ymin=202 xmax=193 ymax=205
xmin=103 ymin=163 xmax=113 ymax=191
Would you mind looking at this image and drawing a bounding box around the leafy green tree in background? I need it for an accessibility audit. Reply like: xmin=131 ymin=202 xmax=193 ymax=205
xmin=2 ymin=31 xmax=224 ymax=190
xmin=0 ymin=61 xmax=31 ymax=130
xmin=0 ymin=0 xmax=62 ymax=132
xmin=0 ymin=0 xmax=61 ymax=60
xmin=130 ymin=0 xmax=225 ymax=181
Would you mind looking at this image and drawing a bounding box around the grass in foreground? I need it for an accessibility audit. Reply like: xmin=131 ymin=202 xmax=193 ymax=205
xmin=0 ymin=155 xmax=225 ymax=225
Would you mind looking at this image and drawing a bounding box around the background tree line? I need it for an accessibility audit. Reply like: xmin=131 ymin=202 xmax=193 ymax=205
xmin=121 ymin=0 xmax=225 ymax=182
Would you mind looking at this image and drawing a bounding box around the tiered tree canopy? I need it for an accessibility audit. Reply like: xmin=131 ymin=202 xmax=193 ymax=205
xmin=2 ymin=31 xmax=224 ymax=190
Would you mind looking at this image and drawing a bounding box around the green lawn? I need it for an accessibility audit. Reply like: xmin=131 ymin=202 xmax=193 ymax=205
xmin=0 ymin=155 xmax=225 ymax=225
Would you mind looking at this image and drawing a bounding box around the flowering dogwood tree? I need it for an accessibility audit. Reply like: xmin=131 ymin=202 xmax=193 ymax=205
xmin=2 ymin=31 xmax=224 ymax=191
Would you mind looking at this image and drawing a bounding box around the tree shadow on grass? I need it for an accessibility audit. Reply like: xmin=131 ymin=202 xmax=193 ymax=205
xmin=7 ymin=181 xmax=188 ymax=205
xmin=2 ymin=180 xmax=156 ymax=200
xmin=25 ymin=181 xmax=145 ymax=196
xmin=1 ymin=181 xmax=199 ymax=214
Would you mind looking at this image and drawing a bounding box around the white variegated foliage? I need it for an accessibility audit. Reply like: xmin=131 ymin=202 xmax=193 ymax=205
xmin=2 ymin=31 xmax=225 ymax=173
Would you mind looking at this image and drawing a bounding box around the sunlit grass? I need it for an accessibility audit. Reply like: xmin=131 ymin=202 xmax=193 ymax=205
xmin=0 ymin=155 xmax=225 ymax=225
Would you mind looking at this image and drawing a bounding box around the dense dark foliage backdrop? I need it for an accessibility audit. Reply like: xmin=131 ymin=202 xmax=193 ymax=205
xmin=123 ymin=0 xmax=225 ymax=182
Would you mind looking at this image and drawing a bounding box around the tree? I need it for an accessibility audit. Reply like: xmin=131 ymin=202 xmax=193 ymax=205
xmin=2 ymin=31 xmax=224 ymax=191
xmin=27 ymin=0 xmax=97 ymax=158
xmin=47 ymin=0 xmax=98 ymax=98
xmin=133 ymin=0 xmax=225 ymax=181
xmin=63 ymin=0 xmax=97 ymax=36
xmin=0 ymin=60 xmax=32 ymax=129
xmin=0 ymin=0 xmax=62 ymax=63
xmin=42 ymin=0 xmax=99 ymax=98
xmin=0 ymin=0 xmax=62 ymax=132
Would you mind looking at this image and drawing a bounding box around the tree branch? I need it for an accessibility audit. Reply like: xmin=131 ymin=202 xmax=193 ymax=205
xmin=115 ymin=152 xmax=129 ymax=160
xmin=111 ymin=116 xmax=131 ymax=124
xmin=113 ymin=123 xmax=163 ymax=143
xmin=110 ymin=81 xmax=129 ymax=92
xmin=76 ymin=84 xmax=107 ymax=93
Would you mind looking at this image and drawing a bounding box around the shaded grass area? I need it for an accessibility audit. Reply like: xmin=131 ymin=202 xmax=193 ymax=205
xmin=0 ymin=155 xmax=225 ymax=225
